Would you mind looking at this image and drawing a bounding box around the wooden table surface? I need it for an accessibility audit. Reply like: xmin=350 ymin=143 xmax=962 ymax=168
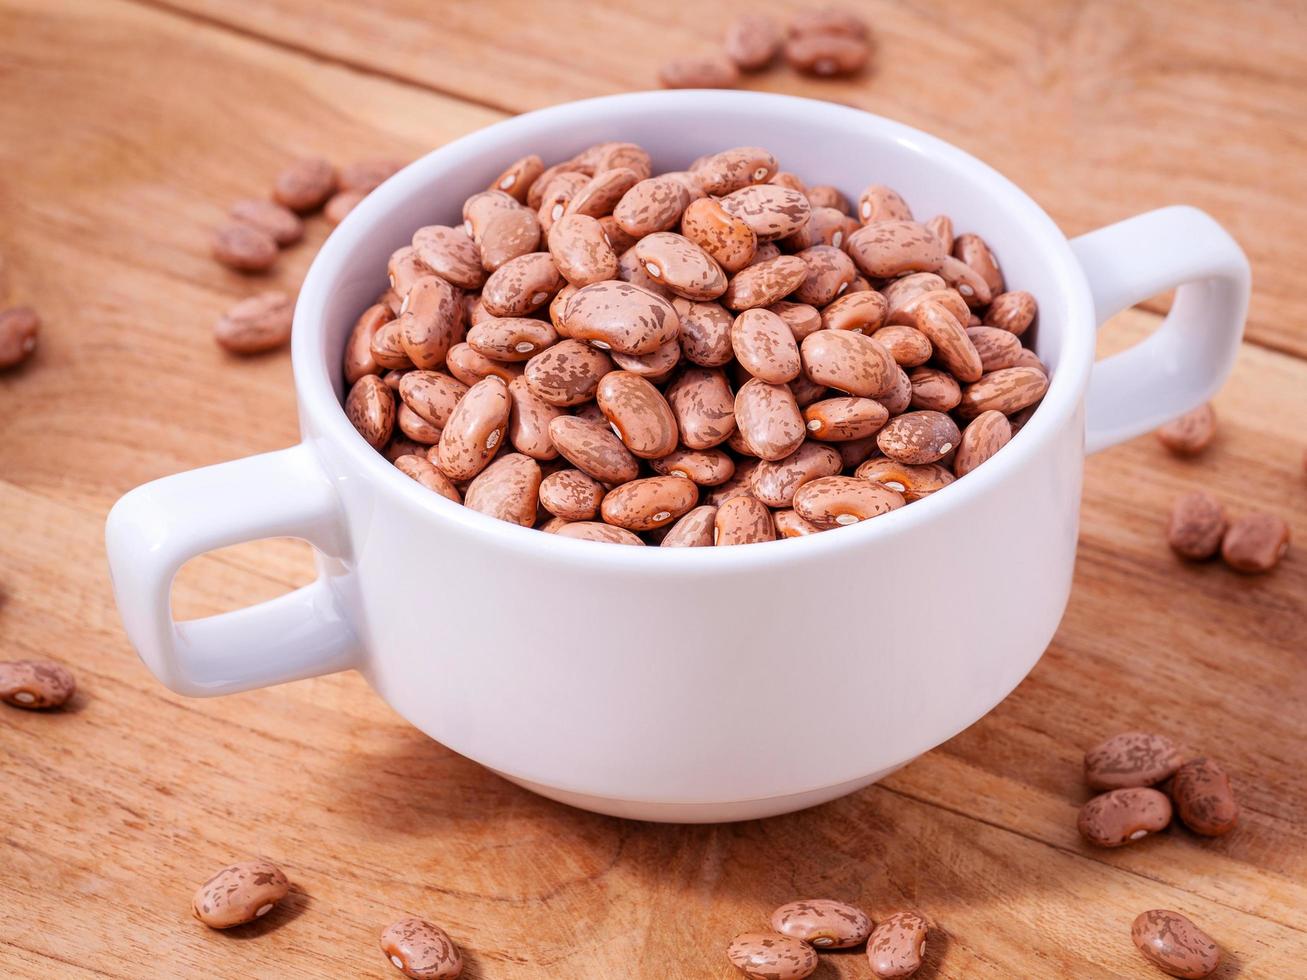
xmin=1 ymin=1 xmax=1304 ymax=976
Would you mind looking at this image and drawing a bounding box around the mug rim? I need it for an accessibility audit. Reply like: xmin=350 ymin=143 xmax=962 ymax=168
xmin=293 ymin=90 xmax=1095 ymax=571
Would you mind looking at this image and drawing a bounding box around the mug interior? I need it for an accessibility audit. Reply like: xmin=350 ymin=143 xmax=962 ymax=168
xmin=294 ymin=90 xmax=1093 ymax=561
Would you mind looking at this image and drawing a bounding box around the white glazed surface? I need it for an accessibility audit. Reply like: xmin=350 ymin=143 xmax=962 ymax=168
xmin=106 ymin=91 xmax=1248 ymax=822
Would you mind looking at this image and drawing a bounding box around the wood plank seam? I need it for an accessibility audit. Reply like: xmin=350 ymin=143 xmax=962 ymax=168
xmin=874 ymin=784 xmax=1307 ymax=936
xmin=128 ymin=0 xmax=520 ymax=117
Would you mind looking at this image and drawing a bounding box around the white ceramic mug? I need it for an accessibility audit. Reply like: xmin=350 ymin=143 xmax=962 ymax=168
xmin=105 ymin=92 xmax=1249 ymax=823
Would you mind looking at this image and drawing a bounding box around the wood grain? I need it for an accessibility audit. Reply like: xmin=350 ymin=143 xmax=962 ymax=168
xmin=149 ymin=0 xmax=1307 ymax=359
xmin=1 ymin=0 xmax=1305 ymax=977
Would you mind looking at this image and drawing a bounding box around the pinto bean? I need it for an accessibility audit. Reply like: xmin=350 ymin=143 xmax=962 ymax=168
xmin=794 ymin=476 xmax=904 ymax=529
xmin=596 ymin=370 xmax=679 ymax=459
xmin=734 ymin=379 xmax=805 ymax=461
xmin=953 ymin=410 xmax=1012 ymax=477
xmin=751 ymin=442 xmax=843 ymax=508
xmin=722 ymin=255 xmax=809 ymax=311
xmin=803 ymin=396 xmax=889 ymax=441
xmin=434 ymin=376 xmax=511 ymax=480
xmin=714 ymin=495 xmax=776 ymax=545
xmin=1078 ymin=787 xmax=1173 ymax=847
xmin=562 ymin=280 xmax=680 ymax=354
xmin=547 ymin=415 xmax=640 ymax=484
xmin=666 ymin=366 xmax=737 ymax=449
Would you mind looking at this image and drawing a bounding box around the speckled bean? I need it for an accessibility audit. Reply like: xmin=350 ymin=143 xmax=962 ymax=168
xmin=904 ymin=366 xmax=958 ymax=412
xmin=524 ymin=338 xmax=613 ymax=406
xmin=445 ymin=343 xmax=522 ymax=386
xmin=651 ymin=449 xmax=735 ymax=486
xmin=673 ymin=299 xmax=735 ymax=366
xmin=800 ymin=329 xmax=897 ymax=398
xmin=506 ymin=375 xmax=562 ymax=460
xmin=714 ymin=495 xmax=776 ymax=545
xmin=548 ymin=213 xmax=619 ymax=286
xmin=924 ymin=214 xmax=953 ymax=252
xmin=720 ymin=255 xmax=807 ymax=311
xmin=1171 ymin=757 xmax=1239 ymax=836
xmin=803 ymin=396 xmax=889 ymax=441
xmin=966 ymin=325 xmax=1025 ymax=372
xmin=539 ymin=468 xmax=603 ymax=520
xmin=1084 ymin=732 xmax=1184 ymax=790
xmin=464 ymin=452 xmax=541 ymax=527
xmin=554 ymin=521 xmax=645 ymax=545
xmin=680 ymin=197 xmax=758 ymax=273
xmin=661 ymin=504 xmax=718 ymax=546
xmin=481 ymin=252 xmax=562 ymax=317
xmin=983 ymin=290 xmax=1037 ymax=335
xmin=567 ymin=167 xmax=642 ymax=219
xmin=734 ymin=379 xmax=805 ymax=461
xmin=601 ymin=475 xmax=698 ymax=531
xmin=480 ymin=207 xmax=542 ymax=272
xmin=412 ymin=225 xmax=486 ymax=290
xmin=846 ymin=221 xmax=945 ymax=278
xmin=1221 ymin=512 xmax=1290 ymax=573
xmin=915 ymin=300 xmax=983 ymax=383
xmin=596 ymin=370 xmax=679 ymax=459
xmin=434 ymin=376 xmax=510 ymax=480
xmin=636 ymin=232 xmax=727 ymax=300
xmin=562 ymin=280 xmax=680 ymax=354
xmin=489 ymin=153 xmax=544 ymax=203
xmin=855 ymin=458 xmax=955 ymax=502
xmin=731 ymin=308 xmax=801 ymax=383
xmin=751 ymin=442 xmax=843 ymax=508
xmin=771 ymin=898 xmax=871 ymax=949
xmin=958 ymin=366 xmax=1049 ymax=418
xmin=1131 ymin=910 xmax=1220 ymax=979
xmin=793 ymin=244 xmax=855 ymax=306
xmin=784 ymin=33 xmax=870 ymax=76
xmin=346 ymin=374 xmax=395 ymax=450
xmin=610 ymin=338 xmax=681 ymax=380
xmin=719 ymin=184 xmax=810 ymax=241
xmin=613 ymin=176 xmax=691 ymax=237
xmin=1156 ymin=403 xmax=1216 ymax=456
xmin=399 ymin=275 xmax=464 ymax=369
xmin=666 ymin=366 xmax=737 ymax=449
xmin=794 ymin=475 xmax=904 ymax=528
xmin=380 ymin=916 xmax=464 ymax=980
xmin=274 ymin=157 xmax=336 ymax=212
xmin=1077 ymin=787 xmax=1173 ymax=847
xmin=658 ymin=53 xmax=741 ymax=89
xmin=953 ymin=410 xmax=1012 ymax=477
xmin=858 ymin=184 xmax=912 ymax=224
xmin=1167 ymin=491 xmax=1228 ymax=561
xmin=867 ymin=911 xmax=929 ymax=979
xmin=230 ymin=198 xmax=303 ymax=246
xmin=696 ymin=147 xmax=778 ymax=195
xmin=212 ymin=223 xmax=277 ymax=272
xmin=192 ymin=859 xmax=290 ymax=929
xmin=214 ymin=291 xmax=294 ymax=354
xmin=548 ymin=415 xmax=640 ymax=484
xmin=774 ymin=509 xmax=823 ymax=537
xmin=536 ymin=171 xmax=588 ymax=233
xmin=953 ymin=232 xmax=1005 ymax=295
xmin=725 ymin=14 xmax=783 ymax=69
xmin=821 ymin=290 xmax=889 ymax=334
xmin=768 ymin=301 xmax=823 ymax=341
xmin=395 ymin=454 xmax=461 ymax=502
xmin=937 ymin=255 xmax=992 ymax=307
xmin=0 ymin=659 xmax=75 ymax=709
xmin=467 ymin=317 xmax=558 ymax=362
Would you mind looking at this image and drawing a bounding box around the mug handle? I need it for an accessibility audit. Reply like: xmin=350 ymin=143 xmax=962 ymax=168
xmin=105 ymin=444 xmax=360 ymax=697
xmin=1070 ymin=205 xmax=1250 ymax=454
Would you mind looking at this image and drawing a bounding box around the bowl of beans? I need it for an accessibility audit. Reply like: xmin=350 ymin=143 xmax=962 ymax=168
xmin=107 ymin=90 xmax=1248 ymax=821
